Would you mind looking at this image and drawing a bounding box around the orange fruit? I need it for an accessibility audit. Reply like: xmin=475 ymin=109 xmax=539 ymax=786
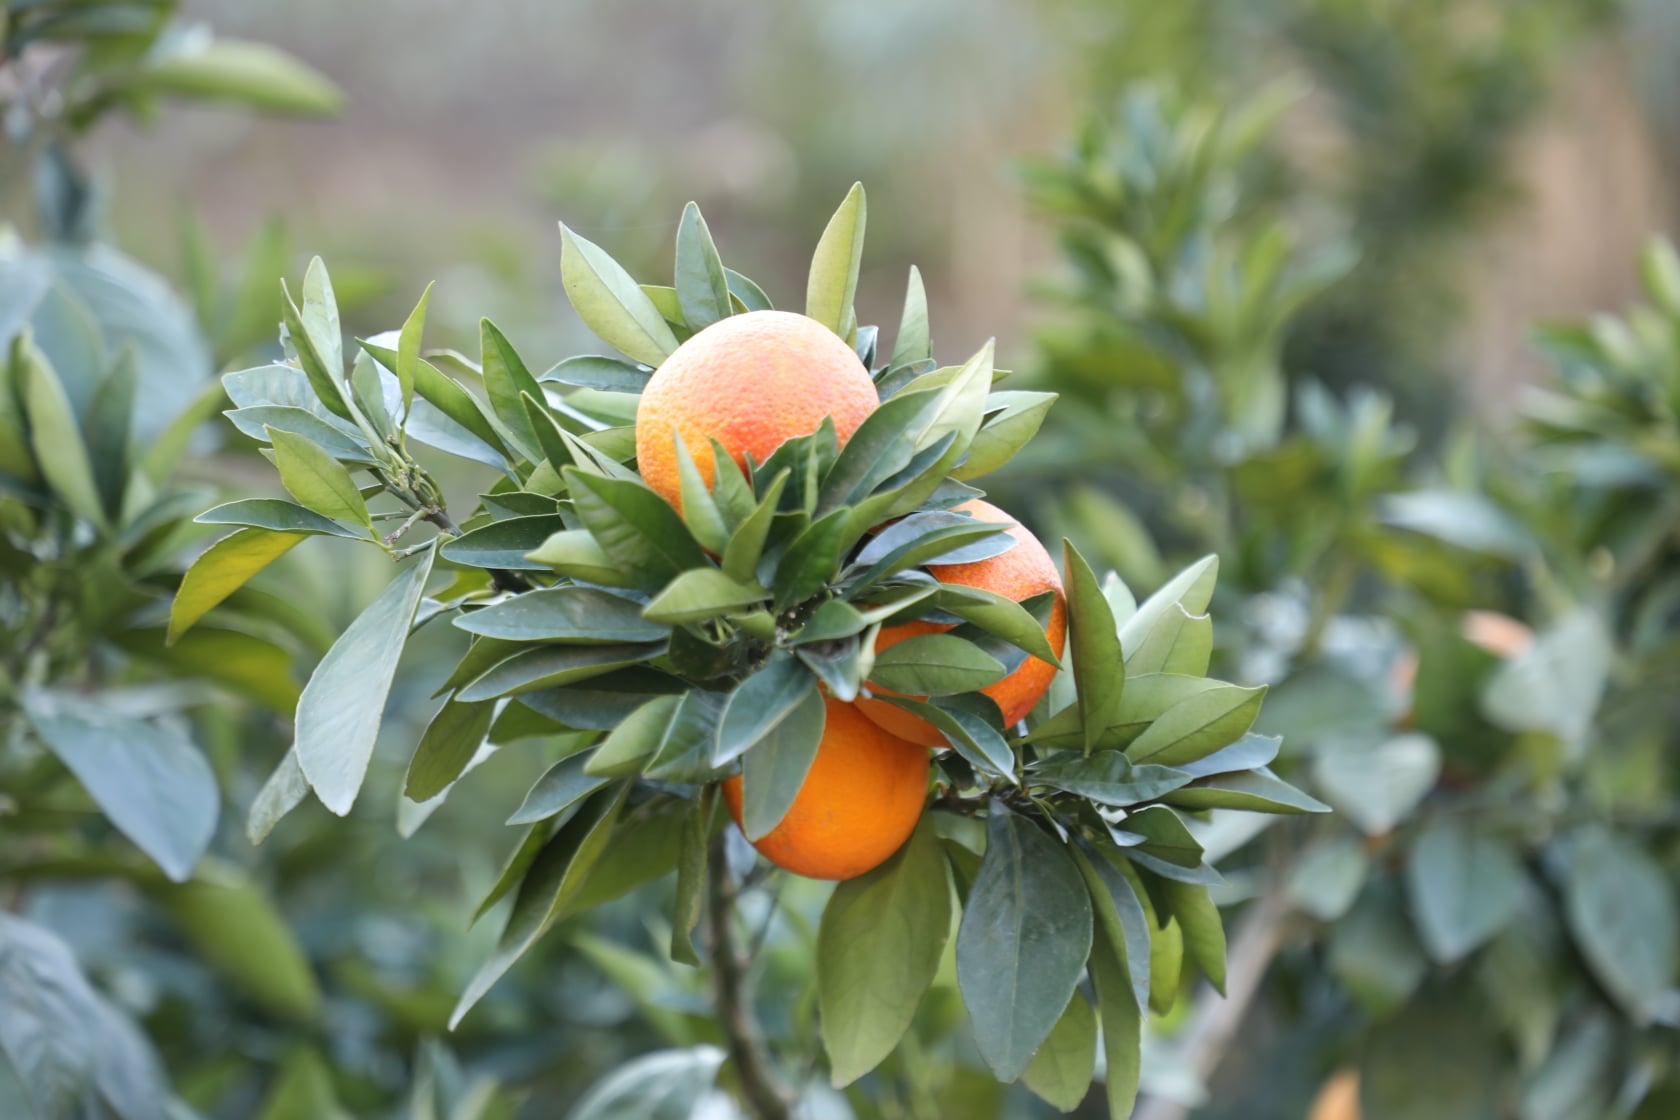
xmin=856 ymin=499 xmax=1067 ymax=744
xmin=721 ymin=696 xmax=929 ymax=881
xmin=1308 ymin=1070 xmax=1361 ymax=1120
xmin=634 ymin=310 xmax=879 ymax=511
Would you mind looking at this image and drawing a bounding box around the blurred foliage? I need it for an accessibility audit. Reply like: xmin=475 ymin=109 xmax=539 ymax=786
xmin=1022 ymin=80 xmax=1680 ymax=1119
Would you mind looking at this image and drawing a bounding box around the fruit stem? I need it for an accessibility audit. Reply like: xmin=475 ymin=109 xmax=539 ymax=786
xmin=707 ymin=835 xmax=794 ymax=1120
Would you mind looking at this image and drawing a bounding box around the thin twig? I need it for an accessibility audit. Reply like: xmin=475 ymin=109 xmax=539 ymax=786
xmin=707 ymin=835 xmax=794 ymax=1120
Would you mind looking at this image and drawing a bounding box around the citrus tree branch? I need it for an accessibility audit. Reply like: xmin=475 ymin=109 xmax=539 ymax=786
xmin=707 ymin=836 xmax=794 ymax=1120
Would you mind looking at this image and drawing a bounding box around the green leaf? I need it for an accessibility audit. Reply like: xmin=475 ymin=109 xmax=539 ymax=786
xmin=403 ymin=699 xmax=494 ymax=802
xmin=559 ymin=224 xmax=680 ymax=365
xmin=1161 ymin=768 xmax=1329 ymax=814
xmin=451 ymin=786 xmax=628 ymax=1028
xmin=404 ymin=351 xmax=511 ymax=462
xmin=957 ymin=806 xmax=1093 ymax=1082
xmin=439 ymin=514 xmax=568 ymax=570
xmin=1361 ymin=989 xmax=1505 ymax=1120
xmin=295 ymin=258 xmax=344 ymax=389
xmin=540 ymin=354 xmax=652 ymax=393
xmin=141 ymin=377 xmax=229 ymax=484
xmin=294 ymin=545 xmax=435 ymax=815
xmin=773 ymin=508 xmax=849 ymax=609
xmin=565 ymin=468 xmax=707 ymax=587
xmin=1329 ymin=878 xmax=1429 ymax=1015
xmin=720 ymin=469 xmax=788 ymax=583
xmin=225 ymin=404 xmax=374 ymax=463
xmin=739 ymin=689 xmax=827 ymax=841
xmin=525 ymin=528 xmax=639 ymax=588
xmin=257 ymin=1048 xmax=346 ymax=1120
xmin=1117 ymin=555 xmax=1217 ymax=656
xmin=878 ymin=695 xmax=1015 ymax=781
xmin=1088 ymin=920 xmax=1142 ymax=1119
xmin=456 ymin=586 xmax=669 ymax=643
xmin=1481 ymin=609 xmax=1610 ymax=759
xmin=155 ymin=864 xmax=321 ymax=1021
xmin=714 ymin=654 xmax=819 ymax=765
xmin=819 ymin=819 xmax=952 ymax=1087
xmin=18 ymin=337 xmax=105 ymax=526
xmin=1562 ymin=825 xmax=1679 ymax=1025
xmin=507 ymin=752 xmax=609 ymax=826
xmin=221 ymin=219 xmax=290 ymax=361
xmin=888 ymin=265 xmax=930 ymax=368
xmin=642 ymin=569 xmax=767 ymax=626
xmin=84 ymin=348 xmax=135 ymax=518
xmin=870 ymin=634 xmax=1005 ymax=696
xmin=1124 ymin=603 xmax=1212 ymax=676
xmin=1313 ymin=733 xmax=1441 ymax=836
xmin=1159 ymin=879 xmax=1227 ymax=994
xmin=584 ymin=695 xmax=683 ymax=777
xmin=1404 ymin=818 xmax=1526 ymax=965
xmin=1287 ymin=838 xmax=1372 ymax=922
xmin=139 ymin=38 xmax=344 ymax=114
xmin=671 ymin=787 xmax=714 ymax=965
xmin=674 ymin=202 xmax=732 ymax=330
xmin=569 ymin=1047 xmax=725 ymax=1120
xmin=458 ymin=642 xmax=665 ymax=703
xmin=932 ymin=586 xmax=1062 ymax=667
xmin=1380 ymin=489 xmax=1537 ymax=560
xmin=1148 ymin=916 xmax=1184 ymax=1014
xmin=1124 ymin=682 xmax=1265 ymax=766
xmin=1030 ymin=752 xmax=1191 ymax=807
xmin=169 ymin=529 xmax=304 ymax=644
xmin=1071 ymin=842 xmax=1151 ymax=1012
xmin=247 ymin=748 xmax=309 ymax=846
xmin=726 ymin=269 xmax=773 ymax=312
xmin=672 ymin=435 xmax=729 ymax=552
xmin=268 ymin=426 xmax=370 ymax=528
xmin=395 ymin=281 xmax=433 ymax=414
xmin=22 ymin=692 xmax=217 ymax=883
xmin=806 ymin=182 xmax=866 ymax=337
xmin=0 ymin=913 xmax=169 ymax=1120
xmin=1124 ymin=805 xmax=1204 ymax=869
xmin=1021 ymin=990 xmax=1097 ymax=1113
xmin=195 ymin=498 xmax=362 ymax=539
xmin=952 ymin=391 xmax=1058 ymax=482
xmin=1063 ymin=540 xmax=1125 ymax=753
xmin=479 ymin=319 xmax=544 ymax=460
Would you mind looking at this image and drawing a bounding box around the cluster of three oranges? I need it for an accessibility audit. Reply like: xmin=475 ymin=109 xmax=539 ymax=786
xmin=633 ymin=311 xmax=1066 ymax=880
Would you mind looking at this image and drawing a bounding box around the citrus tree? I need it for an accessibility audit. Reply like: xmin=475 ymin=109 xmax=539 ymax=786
xmin=177 ymin=186 xmax=1329 ymax=1117
xmin=1018 ymin=85 xmax=1680 ymax=1119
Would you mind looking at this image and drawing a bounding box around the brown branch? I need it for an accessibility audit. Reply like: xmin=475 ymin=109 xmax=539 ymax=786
xmin=707 ymin=836 xmax=794 ymax=1120
xmin=1132 ymin=886 xmax=1292 ymax=1120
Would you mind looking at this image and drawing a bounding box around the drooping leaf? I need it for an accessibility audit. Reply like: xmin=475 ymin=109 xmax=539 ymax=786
xmin=670 ymin=786 xmax=715 ymax=966
xmin=819 ymin=819 xmax=952 ymax=1086
xmin=403 ymin=699 xmax=495 ymax=802
xmin=457 ymin=642 xmax=665 ymax=702
xmin=168 ymin=529 xmax=304 ymax=644
xmin=507 ymin=752 xmax=609 ymax=826
xmin=738 ymin=689 xmax=827 ymax=841
xmin=294 ymin=545 xmax=435 ymax=814
xmin=956 ymin=806 xmax=1093 ymax=1082
xmin=1063 ymin=540 xmax=1124 ymax=752
xmin=1021 ymin=990 xmax=1097 ymax=1113
xmin=22 ymin=692 xmax=217 ymax=883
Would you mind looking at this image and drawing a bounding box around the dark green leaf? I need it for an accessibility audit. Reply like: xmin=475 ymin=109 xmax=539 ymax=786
xmin=403 ymin=699 xmax=494 ymax=802
xmin=1063 ymin=540 xmax=1124 ymax=752
xmin=565 ymin=468 xmax=707 ymax=587
xmin=671 ymin=788 xmax=714 ymax=966
xmin=819 ymin=820 xmax=952 ymax=1087
xmin=1124 ymin=806 xmax=1203 ymax=868
xmin=84 ymin=348 xmax=135 ymax=518
xmin=1159 ymin=880 xmax=1227 ymax=994
xmin=155 ymin=866 xmax=321 ymax=1022
xmin=1021 ymin=990 xmax=1097 ymax=1113
xmin=877 ymin=695 xmax=1015 ymax=781
xmin=739 ymin=689 xmax=827 ymax=840
xmin=720 ymin=469 xmax=788 ymax=583
xmin=540 ymin=355 xmax=652 ymax=393
xmin=458 ymin=642 xmax=665 ymax=702
xmin=440 ymin=514 xmax=567 ymax=570
xmin=1161 ymin=768 xmax=1330 ymax=814
xmin=956 ymin=806 xmax=1093 ymax=1082
xmin=643 ymin=569 xmax=767 ymax=626
xmin=714 ymin=654 xmax=819 ymax=765
xmin=507 ymin=752 xmax=609 ymax=826
xmin=1361 ymin=989 xmax=1505 ymax=1120
xmin=772 ymin=508 xmax=849 ymax=609
xmin=1030 ymin=752 xmax=1192 ymax=807
xmin=479 ymin=319 xmax=544 ymax=460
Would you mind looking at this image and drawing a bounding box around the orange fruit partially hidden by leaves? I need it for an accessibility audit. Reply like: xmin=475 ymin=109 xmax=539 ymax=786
xmin=635 ymin=309 xmax=879 ymax=511
xmin=1308 ymin=1069 xmax=1361 ymax=1120
xmin=857 ymin=499 xmax=1067 ymax=745
xmin=722 ymin=697 xmax=929 ymax=881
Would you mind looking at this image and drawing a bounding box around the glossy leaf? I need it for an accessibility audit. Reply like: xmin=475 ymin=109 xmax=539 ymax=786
xmin=268 ymin=426 xmax=370 ymax=528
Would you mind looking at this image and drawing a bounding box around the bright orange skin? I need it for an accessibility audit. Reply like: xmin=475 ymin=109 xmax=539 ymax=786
xmin=722 ymin=697 xmax=930 ymax=881
xmin=857 ymin=499 xmax=1068 ymax=745
xmin=635 ymin=310 xmax=879 ymax=511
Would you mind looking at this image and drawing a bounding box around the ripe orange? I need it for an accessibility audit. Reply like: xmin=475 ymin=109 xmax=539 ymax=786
xmin=635 ymin=310 xmax=879 ymax=511
xmin=721 ymin=696 xmax=929 ymax=881
xmin=856 ymin=499 xmax=1067 ymax=744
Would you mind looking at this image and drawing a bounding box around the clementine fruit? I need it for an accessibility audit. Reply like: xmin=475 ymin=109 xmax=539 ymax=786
xmin=721 ymin=696 xmax=929 ymax=881
xmin=856 ymin=499 xmax=1067 ymax=744
xmin=634 ymin=310 xmax=879 ymax=511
